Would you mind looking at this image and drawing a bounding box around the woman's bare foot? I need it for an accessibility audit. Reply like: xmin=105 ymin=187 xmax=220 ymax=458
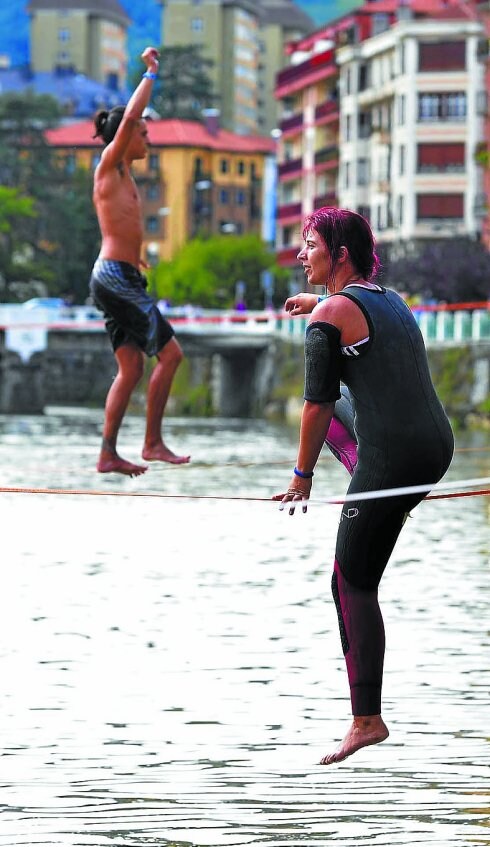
xmin=142 ymin=442 xmax=190 ymax=465
xmin=97 ymin=450 xmax=147 ymax=477
xmin=319 ymin=715 xmax=389 ymax=765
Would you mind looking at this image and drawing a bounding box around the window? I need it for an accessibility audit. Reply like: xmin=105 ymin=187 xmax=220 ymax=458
xmin=400 ymin=41 xmax=406 ymax=75
xmin=146 ymin=216 xmax=160 ymax=233
xmin=399 ymin=144 xmax=405 ymax=176
xmin=191 ymin=17 xmax=203 ymax=32
xmin=357 ymin=158 xmax=369 ymax=185
xmin=416 ymin=194 xmax=464 ymax=219
xmin=219 ymin=189 xmax=230 ymax=204
xmin=417 ymin=143 xmax=465 ymax=172
xmin=345 ymin=68 xmax=351 ymax=96
xmin=58 ymin=28 xmax=70 ymax=42
xmin=91 ymin=153 xmax=101 ymax=169
xmin=419 ymin=41 xmax=466 ymax=72
xmin=148 ymin=153 xmax=159 ymax=170
xmin=418 ymin=92 xmax=466 ymax=121
xmin=146 ymin=183 xmax=160 ymax=200
xmin=398 ymin=94 xmax=406 ymax=126
xmin=65 ymin=154 xmax=76 ymax=174
xmin=344 ymin=161 xmax=350 ymax=189
xmin=358 ymin=111 xmax=371 ymax=139
xmin=397 ymin=195 xmax=404 ymax=226
xmin=358 ymin=63 xmax=370 ymax=92
xmin=220 ymin=158 xmax=229 ymax=174
xmin=236 ymin=189 xmax=246 ymax=205
xmin=237 ymin=160 xmax=246 ymax=175
xmin=345 ymin=114 xmax=352 ymax=141
xmin=372 ymin=14 xmax=390 ymax=36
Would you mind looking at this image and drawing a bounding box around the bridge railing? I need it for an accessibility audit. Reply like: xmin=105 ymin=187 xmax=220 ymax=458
xmin=0 ymin=301 xmax=488 ymax=346
xmin=274 ymin=301 xmax=490 ymax=345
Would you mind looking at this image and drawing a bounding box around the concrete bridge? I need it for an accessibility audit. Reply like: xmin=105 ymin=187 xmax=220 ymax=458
xmin=0 ymin=302 xmax=488 ymax=416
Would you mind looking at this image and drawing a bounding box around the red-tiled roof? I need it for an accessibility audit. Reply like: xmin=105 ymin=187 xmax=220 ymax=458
xmin=45 ymin=119 xmax=277 ymax=153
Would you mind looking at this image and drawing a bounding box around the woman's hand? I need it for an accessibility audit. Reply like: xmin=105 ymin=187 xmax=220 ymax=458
xmin=284 ymin=293 xmax=319 ymax=316
xmin=272 ymin=475 xmax=312 ymax=515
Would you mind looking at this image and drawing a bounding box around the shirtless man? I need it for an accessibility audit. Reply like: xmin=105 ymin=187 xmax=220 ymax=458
xmin=89 ymin=47 xmax=189 ymax=476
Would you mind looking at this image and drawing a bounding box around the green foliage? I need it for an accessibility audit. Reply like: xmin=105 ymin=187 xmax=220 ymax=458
xmin=382 ymin=238 xmax=490 ymax=303
xmin=0 ymin=91 xmax=99 ymax=301
xmin=0 ymin=90 xmax=62 ymax=126
xmin=0 ymin=185 xmax=37 ymax=296
xmin=0 ymin=186 xmax=35 ymax=233
xmin=427 ymin=346 xmax=475 ymax=429
xmin=131 ymin=44 xmax=218 ymax=120
xmin=152 ymin=234 xmax=289 ymax=309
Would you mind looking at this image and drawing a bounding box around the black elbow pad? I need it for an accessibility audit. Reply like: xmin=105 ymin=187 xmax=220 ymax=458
xmin=304 ymin=321 xmax=341 ymax=403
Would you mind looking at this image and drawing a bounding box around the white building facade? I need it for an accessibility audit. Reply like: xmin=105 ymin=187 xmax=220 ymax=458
xmin=336 ymin=14 xmax=485 ymax=246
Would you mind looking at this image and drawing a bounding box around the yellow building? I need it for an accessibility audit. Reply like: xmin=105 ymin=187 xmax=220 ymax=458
xmin=45 ymin=114 xmax=276 ymax=262
xmin=27 ymin=0 xmax=129 ymax=91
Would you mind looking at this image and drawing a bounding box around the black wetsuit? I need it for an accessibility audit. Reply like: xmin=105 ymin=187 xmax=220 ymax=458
xmin=309 ymin=285 xmax=454 ymax=716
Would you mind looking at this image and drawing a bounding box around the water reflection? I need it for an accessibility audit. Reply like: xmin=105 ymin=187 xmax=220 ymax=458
xmin=0 ymin=409 xmax=488 ymax=846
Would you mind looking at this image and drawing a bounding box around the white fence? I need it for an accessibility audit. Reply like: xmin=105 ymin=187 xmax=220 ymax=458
xmin=0 ymin=302 xmax=488 ymax=350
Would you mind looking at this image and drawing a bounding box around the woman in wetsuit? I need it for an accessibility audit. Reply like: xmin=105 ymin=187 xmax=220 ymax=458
xmin=273 ymin=207 xmax=454 ymax=765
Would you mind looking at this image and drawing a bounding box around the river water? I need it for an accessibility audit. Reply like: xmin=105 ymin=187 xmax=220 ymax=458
xmin=0 ymin=408 xmax=488 ymax=847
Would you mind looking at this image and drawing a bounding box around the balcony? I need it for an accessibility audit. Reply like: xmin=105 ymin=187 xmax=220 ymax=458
xmin=278 ymin=157 xmax=303 ymax=178
xmin=276 ymin=245 xmax=301 ymax=267
xmin=314 ymin=145 xmax=338 ymax=167
xmin=314 ymin=100 xmax=339 ymax=123
xmin=314 ymin=191 xmax=336 ymax=209
xmin=276 ymin=48 xmax=336 ymax=98
xmin=280 ymin=112 xmax=304 ymax=135
xmin=277 ymin=201 xmax=302 ymax=221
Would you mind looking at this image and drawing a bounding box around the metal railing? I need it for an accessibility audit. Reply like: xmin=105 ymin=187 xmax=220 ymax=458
xmin=0 ymin=302 xmax=488 ymax=347
xmin=274 ymin=301 xmax=490 ymax=345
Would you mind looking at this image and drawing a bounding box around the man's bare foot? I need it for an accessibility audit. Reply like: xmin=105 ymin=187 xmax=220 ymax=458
xmin=319 ymin=715 xmax=389 ymax=765
xmin=142 ymin=442 xmax=190 ymax=465
xmin=97 ymin=451 xmax=148 ymax=477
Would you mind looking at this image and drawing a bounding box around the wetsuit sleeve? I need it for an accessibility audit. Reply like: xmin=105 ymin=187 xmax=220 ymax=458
xmin=304 ymin=320 xmax=341 ymax=403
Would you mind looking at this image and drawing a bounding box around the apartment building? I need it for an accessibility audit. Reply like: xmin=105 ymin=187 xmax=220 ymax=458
xmin=474 ymin=0 xmax=490 ymax=249
xmin=45 ymin=115 xmax=275 ymax=263
xmin=27 ymin=0 xmax=129 ymax=91
xmin=161 ymin=0 xmax=313 ymax=135
xmin=275 ymin=37 xmax=340 ymax=270
xmin=274 ymin=0 xmax=487 ymax=276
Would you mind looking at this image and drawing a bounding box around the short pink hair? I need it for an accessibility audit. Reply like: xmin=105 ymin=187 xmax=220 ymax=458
xmin=303 ymin=207 xmax=380 ymax=286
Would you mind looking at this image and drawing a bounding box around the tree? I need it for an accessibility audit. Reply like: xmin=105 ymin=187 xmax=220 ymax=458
xmin=36 ymin=164 xmax=100 ymax=302
xmin=133 ymin=44 xmax=218 ymax=120
xmin=0 ymin=91 xmax=62 ymax=190
xmin=383 ymin=238 xmax=490 ymax=303
xmin=0 ymin=186 xmax=36 ymax=298
xmin=151 ymin=234 xmax=289 ymax=309
xmin=0 ymin=91 xmax=99 ymax=300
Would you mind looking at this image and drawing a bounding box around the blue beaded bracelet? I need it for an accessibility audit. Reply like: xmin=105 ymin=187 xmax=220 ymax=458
xmin=142 ymin=71 xmax=158 ymax=80
xmin=294 ymin=466 xmax=314 ymax=479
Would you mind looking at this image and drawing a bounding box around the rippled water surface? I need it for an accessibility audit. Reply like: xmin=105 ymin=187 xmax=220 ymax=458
xmin=0 ymin=409 xmax=489 ymax=846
